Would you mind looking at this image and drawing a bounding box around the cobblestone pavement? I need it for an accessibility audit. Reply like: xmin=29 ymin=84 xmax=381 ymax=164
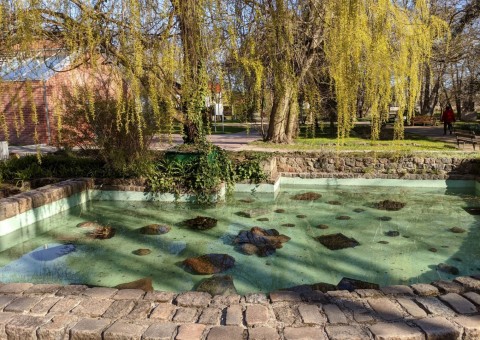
xmin=0 ymin=275 xmax=478 ymax=339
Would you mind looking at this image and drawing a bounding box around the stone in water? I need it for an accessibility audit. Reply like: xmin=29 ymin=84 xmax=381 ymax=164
xmin=140 ymin=224 xmax=171 ymax=235
xmin=314 ymin=233 xmax=360 ymax=250
xmin=183 ymin=216 xmax=217 ymax=230
xmin=291 ymin=192 xmax=322 ymax=201
xmin=183 ymin=254 xmax=235 ymax=274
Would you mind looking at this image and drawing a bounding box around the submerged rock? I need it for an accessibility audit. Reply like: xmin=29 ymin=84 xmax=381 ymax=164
xmin=133 ymin=249 xmax=151 ymax=256
xmin=239 ymin=198 xmax=255 ymax=203
xmin=353 ymin=208 xmax=365 ymax=213
xmin=282 ymin=223 xmax=295 ymax=228
xmin=283 ymin=282 xmax=337 ymax=293
xmin=183 ymin=254 xmax=235 ymax=274
xmin=257 ymin=218 xmax=269 ymax=222
xmin=437 ymin=263 xmax=460 ymax=275
xmin=449 ymin=227 xmax=466 ymax=234
xmin=183 ymin=216 xmax=217 ymax=230
xmin=428 ymin=248 xmax=438 ymax=253
xmin=337 ymin=277 xmax=379 ymax=291
xmin=317 ymin=224 xmax=329 ymax=230
xmin=115 ymin=277 xmax=153 ymax=292
xmin=378 ymin=241 xmax=389 ymax=244
xmin=336 ymin=216 xmax=351 ymax=220
xmin=378 ymin=216 xmax=392 ymax=221
xmin=87 ymin=226 xmax=116 ymax=240
xmin=274 ymin=209 xmax=286 ymax=213
xmin=291 ymin=192 xmax=322 ymax=201
xmin=140 ymin=224 xmax=171 ymax=235
xmin=328 ymin=201 xmax=342 ymax=206
xmin=237 ymin=209 xmax=270 ymax=218
xmin=297 ymin=214 xmax=307 ymax=219
xmin=314 ymin=233 xmax=360 ymax=250
xmin=374 ymin=200 xmax=406 ymax=211
xmin=196 ymin=275 xmax=237 ymax=296
xmin=77 ymin=221 xmax=103 ymax=229
xmin=385 ymin=231 xmax=400 ymax=237
xmin=234 ymin=227 xmax=291 ymax=257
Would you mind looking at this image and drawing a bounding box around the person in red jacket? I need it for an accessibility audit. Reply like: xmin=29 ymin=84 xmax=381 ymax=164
xmin=441 ymin=104 xmax=456 ymax=135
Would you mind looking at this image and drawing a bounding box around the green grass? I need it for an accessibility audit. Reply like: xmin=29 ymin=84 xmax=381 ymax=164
xmin=251 ymin=125 xmax=468 ymax=153
xmin=209 ymin=125 xmax=246 ymax=134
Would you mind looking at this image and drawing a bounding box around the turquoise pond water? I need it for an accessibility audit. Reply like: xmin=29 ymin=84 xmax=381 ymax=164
xmin=0 ymin=184 xmax=479 ymax=294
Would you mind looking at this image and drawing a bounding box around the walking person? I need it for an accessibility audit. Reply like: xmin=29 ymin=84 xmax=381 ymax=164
xmin=440 ymin=104 xmax=456 ymax=135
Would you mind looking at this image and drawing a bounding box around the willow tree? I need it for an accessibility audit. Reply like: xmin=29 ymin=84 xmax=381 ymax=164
xmin=0 ymin=0 xmax=222 ymax=165
xmin=232 ymin=0 xmax=446 ymax=143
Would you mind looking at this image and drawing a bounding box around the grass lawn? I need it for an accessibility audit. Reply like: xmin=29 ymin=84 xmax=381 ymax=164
xmin=252 ymin=125 xmax=462 ymax=153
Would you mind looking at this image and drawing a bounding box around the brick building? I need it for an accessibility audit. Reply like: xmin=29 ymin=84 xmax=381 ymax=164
xmin=0 ymin=50 xmax=117 ymax=146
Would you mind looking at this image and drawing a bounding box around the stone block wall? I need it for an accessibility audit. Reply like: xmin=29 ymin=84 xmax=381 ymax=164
xmin=0 ymin=178 xmax=94 ymax=221
xmin=275 ymin=154 xmax=480 ymax=180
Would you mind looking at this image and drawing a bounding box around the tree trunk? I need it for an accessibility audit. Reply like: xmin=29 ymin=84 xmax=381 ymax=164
xmin=267 ymin=84 xmax=294 ymax=143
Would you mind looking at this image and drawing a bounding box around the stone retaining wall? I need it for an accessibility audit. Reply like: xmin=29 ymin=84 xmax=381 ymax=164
xmin=275 ymin=154 xmax=480 ymax=180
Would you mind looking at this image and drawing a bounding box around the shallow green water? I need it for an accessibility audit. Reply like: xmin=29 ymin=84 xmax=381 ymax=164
xmin=1 ymin=185 xmax=479 ymax=294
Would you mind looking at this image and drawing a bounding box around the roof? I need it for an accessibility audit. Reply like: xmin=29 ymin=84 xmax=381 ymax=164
xmin=0 ymin=53 xmax=71 ymax=81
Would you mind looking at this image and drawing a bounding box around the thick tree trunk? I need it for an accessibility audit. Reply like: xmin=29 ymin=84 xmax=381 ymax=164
xmin=267 ymin=84 xmax=294 ymax=143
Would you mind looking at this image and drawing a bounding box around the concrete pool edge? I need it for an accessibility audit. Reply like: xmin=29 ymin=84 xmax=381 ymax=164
xmin=0 ymin=275 xmax=477 ymax=339
xmin=0 ymin=176 xmax=479 ymax=235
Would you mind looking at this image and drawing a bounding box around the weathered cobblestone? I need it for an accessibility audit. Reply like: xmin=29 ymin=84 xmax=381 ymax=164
xmin=144 ymin=291 xmax=176 ymax=303
xmin=173 ymin=307 xmax=198 ymax=323
xmin=124 ymin=300 xmax=155 ymax=320
xmin=414 ymin=316 xmax=461 ymax=339
xmin=244 ymin=293 xmax=268 ymax=304
xmin=206 ymin=326 xmax=245 ymax=340
xmin=0 ymin=312 xmax=15 ymax=338
xmin=5 ymin=314 xmax=49 ymax=340
xmin=226 ymin=305 xmax=244 ymax=326
xmin=198 ymin=307 xmax=222 ymax=325
xmin=113 ymin=289 xmax=145 ymax=300
xmin=103 ymin=320 xmax=148 ymax=340
xmin=150 ymin=303 xmax=176 ymax=321
xmin=245 ymin=304 xmax=270 ymax=326
xmin=4 ymin=296 xmax=42 ymax=313
xmin=322 ymin=304 xmax=348 ymax=324
xmin=72 ymin=298 xmax=114 ymax=317
xmin=37 ymin=314 xmax=79 ymax=340
xmin=325 ymin=325 xmax=369 ymax=340
xmin=298 ymin=304 xmax=325 ymax=325
xmin=24 ymin=284 xmax=62 ymax=296
xmin=453 ymin=315 xmax=480 ymax=340
xmin=439 ymin=293 xmax=477 ymax=314
xmin=0 ymin=295 xmax=16 ymax=309
xmin=49 ymin=296 xmax=83 ymax=313
xmin=102 ymin=299 xmax=136 ymax=319
xmin=415 ymin=296 xmax=456 ymax=317
xmin=70 ymin=318 xmax=112 ymax=340
xmin=454 ymin=276 xmax=480 ymax=291
xmin=284 ymin=327 xmax=326 ymax=340
xmin=82 ymin=287 xmax=118 ymax=299
xmin=55 ymin=285 xmax=88 ymax=296
xmin=143 ymin=323 xmax=177 ymax=340
xmin=175 ymin=292 xmax=211 ymax=308
xmin=463 ymin=291 xmax=480 ymax=305
xmin=355 ymin=289 xmax=383 ymax=298
xmin=210 ymin=294 xmax=241 ymax=306
xmin=396 ymin=298 xmax=428 ymax=318
xmin=381 ymin=285 xmax=414 ymax=296
xmin=248 ymin=326 xmax=280 ymax=340
xmin=411 ymin=284 xmax=439 ymax=296
xmin=369 ymin=322 xmax=424 ymax=340
xmin=0 ymin=283 xmax=33 ymax=295
xmin=30 ymin=297 xmax=61 ymax=315
xmin=432 ymin=280 xmax=464 ymax=294
xmin=367 ymin=298 xmax=404 ymax=321
xmin=273 ymin=304 xmax=299 ymax=326
xmin=175 ymin=323 xmax=206 ymax=340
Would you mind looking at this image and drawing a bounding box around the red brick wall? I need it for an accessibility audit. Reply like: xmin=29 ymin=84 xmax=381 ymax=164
xmin=0 ymin=64 xmax=121 ymax=146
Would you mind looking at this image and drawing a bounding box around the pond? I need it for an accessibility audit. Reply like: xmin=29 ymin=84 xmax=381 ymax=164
xmin=0 ymin=183 xmax=479 ymax=295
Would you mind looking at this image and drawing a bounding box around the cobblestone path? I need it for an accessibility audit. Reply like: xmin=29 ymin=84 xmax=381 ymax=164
xmin=0 ymin=275 xmax=478 ymax=339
